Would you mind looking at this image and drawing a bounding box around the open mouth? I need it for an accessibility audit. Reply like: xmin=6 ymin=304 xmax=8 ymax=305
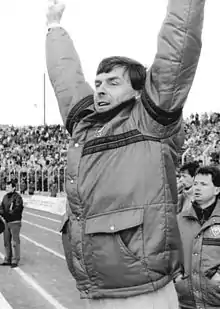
xmin=194 ymin=193 xmax=201 ymax=197
xmin=97 ymin=102 xmax=110 ymax=107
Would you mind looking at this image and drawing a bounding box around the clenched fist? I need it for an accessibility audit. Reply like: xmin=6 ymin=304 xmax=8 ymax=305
xmin=46 ymin=0 xmax=66 ymax=26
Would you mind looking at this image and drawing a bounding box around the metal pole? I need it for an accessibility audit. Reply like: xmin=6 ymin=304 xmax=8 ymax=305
xmin=64 ymin=167 xmax=66 ymax=193
xmin=43 ymin=73 xmax=46 ymax=126
xmin=181 ymin=148 xmax=190 ymax=165
xmin=42 ymin=169 xmax=44 ymax=192
xmin=18 ymin=170 xmax=21 ymax=192
xmin=27 ymin=169 xmax=30 ymax=193
xmin=58 ymin=167 xmax=60 ymax=193
xmin=35 ymin=169 xmax=37 ymax=192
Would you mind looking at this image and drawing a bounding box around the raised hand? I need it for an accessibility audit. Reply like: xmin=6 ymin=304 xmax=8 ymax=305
xmin=46 ymin=0 xmax=66 ymax=26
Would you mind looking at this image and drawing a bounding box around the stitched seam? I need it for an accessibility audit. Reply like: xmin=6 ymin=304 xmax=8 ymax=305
xmin=82 ymin=134 xmax=161 ymax=156
xmin=84 ymin=129 xmax=140 ymax=148
xmin=86 ymin=207 xmax=144 ymax=220
xmin=84 ymin=134 xmax=160 ymax=151
xmin=203 ymin=238 xmax=220 ymax=246
xmin=171 ymin=0 xmax=194 ymax=106
xmin=141 ymin=90 xmax=182 ymax=125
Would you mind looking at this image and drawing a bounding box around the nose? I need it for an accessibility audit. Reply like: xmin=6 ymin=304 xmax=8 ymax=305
xmin=97 ymin=90 xmax=105 ymax=97
xmin=179 ymin=176 xmax=184 ymax=182
xmin=97 ymin=83 xmax=107 ymax=96
xmin=193 ymin=183 xmax=201 ymax=191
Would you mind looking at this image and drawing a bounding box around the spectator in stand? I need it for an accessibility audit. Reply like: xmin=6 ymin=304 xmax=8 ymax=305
xmin=50 ymin=179 xmax=58 ymax=197
xmin=20 ymin=179 xmax=27 ymax=195
xmin=28 ymin=181 xmax=35 ymax=195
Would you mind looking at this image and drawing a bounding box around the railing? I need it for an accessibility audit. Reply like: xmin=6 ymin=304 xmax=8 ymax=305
xmin=202 ymin=140 xmax=217 ymax=165
xmin=181 ymin=148 xmax=190 ymax=165
xmin=0 ymin=166 xmax=67 ymax=194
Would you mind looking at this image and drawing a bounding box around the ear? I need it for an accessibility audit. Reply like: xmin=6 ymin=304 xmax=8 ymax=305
xmin=214 ymin=186 xmax=220 ymax=196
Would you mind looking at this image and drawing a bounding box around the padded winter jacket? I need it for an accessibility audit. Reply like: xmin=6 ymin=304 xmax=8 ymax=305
xmin=177 ymin=201 xmax=220 ymax=309
xmin=46 ymin=0 xmax=205 ymax=299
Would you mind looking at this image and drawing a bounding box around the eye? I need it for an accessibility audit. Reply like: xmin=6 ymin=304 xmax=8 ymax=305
xmin=95 ymin=81 xmax=101 ymax=88
xmin=109 ymin=79 xmax=120 ymax=86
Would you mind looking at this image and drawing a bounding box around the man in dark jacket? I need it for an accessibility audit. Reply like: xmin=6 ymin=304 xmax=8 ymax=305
xmin=0 ymin=180 xmax=23 ymax=268
xmin=46 ymin=0 xmax=206 ymax=308
xmin=176 ymin=166 xmax=220 ymax=309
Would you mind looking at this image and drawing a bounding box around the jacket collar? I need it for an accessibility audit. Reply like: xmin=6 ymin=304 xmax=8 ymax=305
xmin=6 ymin=190 xmax=16 ymax=197
xmin=83 ymin=97 xmax=136 ymax=124
xmin=182 ymin=198 xmax=220 ymax=221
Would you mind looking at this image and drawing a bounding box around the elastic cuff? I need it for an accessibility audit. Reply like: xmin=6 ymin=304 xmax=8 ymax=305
xmin=47 ymin=22 xmax=61 ymax=31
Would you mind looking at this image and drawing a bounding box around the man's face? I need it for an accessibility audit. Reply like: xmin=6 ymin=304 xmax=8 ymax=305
xmin=193 ymin=174 xmax=220 ymax=205
xmin=94 ymin=67 xmax=138 ymax=113
xmin=179 ymin=170 xmax=194 ymax=189
xmin=6 ymin=184 xmax=14 ymax=193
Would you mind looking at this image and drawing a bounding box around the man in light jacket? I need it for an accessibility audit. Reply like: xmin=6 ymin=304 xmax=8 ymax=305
xmin=46 ymin=0 xmax=206 ymax=308
xmin=176 ymin=166 xmax=220 ymax=309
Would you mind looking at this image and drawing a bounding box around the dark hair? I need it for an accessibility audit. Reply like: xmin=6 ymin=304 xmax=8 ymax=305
xmin=195 ymin=166 xmax=220 ymax=187
xmin=6 ymin=180 xmax=16 ymax=188
xmin=180 ymin=161 xmax=200 ymax=177
xmin=96 ymin=56 xmax=147 ymax=91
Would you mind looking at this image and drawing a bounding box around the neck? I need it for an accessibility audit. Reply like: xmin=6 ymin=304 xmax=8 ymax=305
xmin=198 ymin=196 xmax=216 ymax=209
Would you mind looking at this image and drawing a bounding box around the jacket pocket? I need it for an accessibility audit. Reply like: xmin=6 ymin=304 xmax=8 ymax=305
xmin=84 ymin=207 xmax=149 ymax=289
xmin=85 ymin=207 xmax=144 ymax=259
xmin=202 ymin=274 xmax=220 ymax=306
xmin=85 ymin=207 xmax=143 ymax=233
xmin=174 ymin=277 xmax=194 ymax=307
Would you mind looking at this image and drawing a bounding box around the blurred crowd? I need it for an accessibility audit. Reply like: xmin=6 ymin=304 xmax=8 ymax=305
xmin=0 ymin=124 xmax=69 ymax=170
xmin=0 ymin=125 xmax=70 ymax=195
xmin=0 ymin=111 xmax=220 ymax=194
xmin=183 ymin=112 xmax=220 ymax=165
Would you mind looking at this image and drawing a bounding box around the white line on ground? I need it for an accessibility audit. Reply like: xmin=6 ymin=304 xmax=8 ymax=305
xmin=22 ymin=220 xmax=60 ymax=235
xmin=0 ymin=252 xmax=68 ymax=309
xmin=20 ymin=234 xmax=65 ymax=260
xmin=0 ymin=292 xmax=13 ymax=309
xmin=24 ymin=211 xmax=61 ymax=223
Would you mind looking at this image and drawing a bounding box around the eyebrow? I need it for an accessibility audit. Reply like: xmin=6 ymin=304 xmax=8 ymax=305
xmin=195 ymin=181 xmax=208 ymax=185
xmin=95 ymin=76 xmax=121 ymax=84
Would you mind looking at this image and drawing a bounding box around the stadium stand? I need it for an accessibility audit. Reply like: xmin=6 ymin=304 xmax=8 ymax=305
xmin=0 ymin=112 xmax=220 ymax=195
